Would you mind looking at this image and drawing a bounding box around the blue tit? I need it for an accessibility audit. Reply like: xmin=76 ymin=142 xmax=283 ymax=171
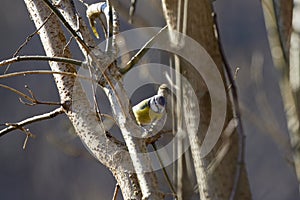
xmin=132 ymin=94 xmax=166 ymax=126
xmin=102 ymin=84 xmax=170 ymax=130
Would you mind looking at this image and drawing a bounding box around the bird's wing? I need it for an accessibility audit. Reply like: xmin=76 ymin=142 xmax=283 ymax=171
xmin=132 ymin=99 xmax=152 ymax=125
xmin=133 ymin=98 xmax=149 ymax=112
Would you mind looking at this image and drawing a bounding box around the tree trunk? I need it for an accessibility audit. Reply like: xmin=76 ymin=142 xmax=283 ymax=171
xmin=24 ymin=0 xmax=142 ymax=199
xmin=161 ymin=0 xmax=252 ymax=199
xmin=262 ymin=0 xmax=300 ymax=188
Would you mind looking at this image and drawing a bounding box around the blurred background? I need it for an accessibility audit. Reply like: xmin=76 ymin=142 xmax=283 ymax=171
xmin=0 ymin=0 xmax=299 ymax=199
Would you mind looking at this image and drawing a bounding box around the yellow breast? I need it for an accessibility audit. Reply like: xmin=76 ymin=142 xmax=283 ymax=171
xmin=149 ymin=109 xmax=163 ymax=122
xmin=133 ymin=99 xmax=163 ymax=126
xmin=134 ymin=107 xmax=151 ymax=125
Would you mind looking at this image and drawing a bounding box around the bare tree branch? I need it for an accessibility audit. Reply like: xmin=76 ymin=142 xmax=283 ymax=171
xmin=24 ymin=0 xmax=161 ymax=198
xmin=0 ymin=55 xmax=83 ymax=68
xmin=0 ymin=84 xmax=60 ymax=106
xmin=262 ymin=0 xmax=300 ymax=186
xmin=112 ymin=184 xmax=120 ymax=200
xmin=42 ymin=0 xmax=91 ymax=53
xmin=46 ymin=1 xmax=146 ymax=198
xmin=5 ymin=12 xmax=54 ymax=74
xmin=22 ymin=127 xmax=35 ymax=150
xmin=213 ymin=13 xmax=246 ymax=200
xmin=12 ymin=13 xmax=53 ymax=57
xmin=161 ymin=0 xmax=252 ymax=199
xmin=0 ymin=107 xmax=64 ymax=137
xmin=151 ymin=142 xmax=177 ymax=197
xmin=120 ymin=25 xmax=168 ymax=74
xmin=0 ymin=70 xmax=111 ymax=91
xmin=0 ymin=70 xmax=77 ymax=80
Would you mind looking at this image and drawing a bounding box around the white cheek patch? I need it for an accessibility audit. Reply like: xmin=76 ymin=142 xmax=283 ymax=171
xmin=150 ymin=97 xmax=165 ymax=113
xmin=150 ymin=100 xmax=159 ymax=113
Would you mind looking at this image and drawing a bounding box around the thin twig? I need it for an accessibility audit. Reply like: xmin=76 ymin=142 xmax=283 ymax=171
xmin=0 ymin=70 xmax=102 ymax=92
xmin=0 ymin=70 xmax=77 ymax=79
xmin=128 ymin=0 xmax=137 ymax=23
xmin=23 ymin=132 xmax=31 ymax=149
xmin=227 ymin=67 xmax=239 ymax=91
xmin=0 ymin=55 xmax=83 ymax=68
xmin=0 ymin=107 xmax=64 ymax=137
xmin=5 ymin=13 xmax=54 ymax=74
xmin=0 ymin=83 xmax=35 ymax=103
xmin=112 ymin=183 xmax=120 ymax=200
xmin=12 ymin=13 xmax=53 ymax=57
xmin=4 ymin=123 xmax=36 ymax=149
xmin=63 ymin=36 xmax=74 ymax=55
xmin=22 ymin=127 xmax=35 ymax=150
xmin=0 ymin=83 xmax=60 ymax=106
xmin=207 ymin=118 xmax=237 ymax=174
xmin=145 ymin=129 xmax=173 ymax=145
xmin=234 ymin=67 xmax=240 ymax=80
xmin=213 ymin=13 xmax=246 ymax=200
xmin=120 ymin=25 xmax=168 ymax=74
xmin=151 ymin=142 xmax=177 ymax=197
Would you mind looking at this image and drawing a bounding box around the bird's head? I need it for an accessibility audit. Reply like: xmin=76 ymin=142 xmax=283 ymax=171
xmin=150 ymin=95 xmax=166 ymax=113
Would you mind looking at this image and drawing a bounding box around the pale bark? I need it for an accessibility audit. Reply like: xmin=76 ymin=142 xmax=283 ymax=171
xmin=24 ymin=0 xmax=141 ymax=199
xmin=161 ymin=0 xmax=252 ymax=199
xmin=23 ymin=0 xmax=255 ymax=199
xmin=262 ymin=0 xmax=300 ymax=187
xmin=24 ymin=0 xmax=164 ymax=198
